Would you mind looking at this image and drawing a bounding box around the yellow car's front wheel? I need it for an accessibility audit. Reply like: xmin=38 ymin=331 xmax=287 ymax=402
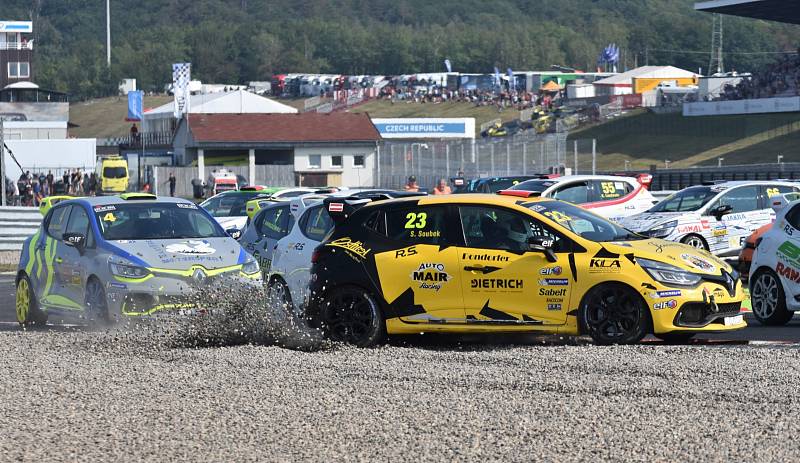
xmin=16 ymin=274 xmax=47 ymax=327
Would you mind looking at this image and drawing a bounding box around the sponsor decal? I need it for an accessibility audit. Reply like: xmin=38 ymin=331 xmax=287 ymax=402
xmin=680 ymin=253 xmax=716 ymax=272
xmin=165 ymin=240 xmax=216 ymax=255
xmin=784 ymin=222 xmax=794 ymax=237
xmin=776 ymin=262 xmax=800 ymax=283
xmin=109 ymin=283 xmax=127 ymax=289
xmin=116 ymin=240 xmax=134 ymax=244
xmin=411 ymin=263 xmax=450 ymax=292
xmin=777 ymin=241 xmax=800 ymax=268
xmin=546 ymin=297 xmax=563 ymax=303
xmin=176 ymin=203 xmax=198 ymax=209
xmin=288 ymin=242 xmax=305 ymax=251
xmin=650 ymin=290 xmax=682 ymax=298
xmin=395 ymin=246 xmax=418 ymax=258
xmin=700 ymin=219 xmax=711 ymax=230
xmin=647 ymin=241 xmax=682 ymax=253
xmin=328 ymin=202 xmax=344 ymax=213
xmin=93 ymin=205 xmax=116 ymax=212
xmin=471 ymin=279 xmax=523 ymax=290
xmin=327 ymin=237 xmax=371 ymax=259
xmin=291 ymin=203 xmax=299 ymax=212
xmin=677 ymin=224 xmax=704 ymax=234
xmin=539 ymin=288 xmax=567 ymax=297
xmin=461 ymin=252 xmax=510 ymax=262
xmin=102 ymin=212 xmax=117 ymax=223
xmin=539 ymin=266 xmax=562 ymax=275
xmin=529 ymin=205 xmax=547 ymax=212
xmin=589 ymin=259 xmax=621 ymax=273
xmin=410 ymin=230 xmax=441 ymax=238
xmin=712 ymin=226 xmax=727 ymax=237
xmin=538 ymin=278 xmax=569 ymax=286
xmin=725 ymin=213 xmax=747 ymax=222
xmin=653 ymin=299 xmax=678 ymax=310
xmin=547 ymin=303 xmax=562 ymax=311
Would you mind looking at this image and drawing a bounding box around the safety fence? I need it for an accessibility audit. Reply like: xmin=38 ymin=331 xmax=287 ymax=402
xmin=377 ymin=132 xmax=570 ymax=190
xmin=646 ymin=163 xmax=800 ymax=191
xmin=0 ymin=207 xmax=41 ymax=251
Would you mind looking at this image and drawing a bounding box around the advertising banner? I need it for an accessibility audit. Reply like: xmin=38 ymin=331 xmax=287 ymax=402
xmin=372 ymin=118 xmax=475 ymax=139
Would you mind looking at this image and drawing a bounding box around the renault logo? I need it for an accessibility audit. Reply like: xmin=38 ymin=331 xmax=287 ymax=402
xmin=191 ymin=268 xmax=207 ymax=286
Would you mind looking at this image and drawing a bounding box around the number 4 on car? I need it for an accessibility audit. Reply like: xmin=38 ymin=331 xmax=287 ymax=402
xmin=307 ymin=192 xmax=746 ymax=347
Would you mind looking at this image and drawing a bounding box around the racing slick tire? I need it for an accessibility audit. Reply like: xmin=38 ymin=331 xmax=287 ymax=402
xmin=15 ymin=273 xmax=47 ymax=327
xmin=680 ymin=234 xmax=708 ymax=251
xmin=655 ymin=333 xmax=695 ymax=344
xmin=579 ymin=283 xmax=649 ymax=345
xmin=85 ymin=277 xmax=111 ymax=327
xmin=751 ymin=268 xmax=794 ymax=326
xmin=319 ymin=286 xmax=385 ymax=347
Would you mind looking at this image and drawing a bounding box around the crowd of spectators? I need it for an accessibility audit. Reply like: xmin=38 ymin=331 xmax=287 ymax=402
xmin=718 ymin=51 xmax=800 ymax=101
xmin=4 ymin=169 xmax=98 ymax=206
xmin=379 ymin=85 xmax=562 ymax=112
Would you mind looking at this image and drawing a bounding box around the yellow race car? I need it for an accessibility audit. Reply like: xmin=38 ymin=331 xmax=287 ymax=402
xmin=38 ymin=195 xmax=74 ymax=216
xmin=308 ymin=192 xmax=746 ymax=346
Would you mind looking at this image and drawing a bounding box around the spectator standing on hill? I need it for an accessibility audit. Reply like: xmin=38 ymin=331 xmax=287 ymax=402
xmin=432 ymin=178 xmax=452 ymax=195
xmin=404 ymin=176 xmax=419 ymax=192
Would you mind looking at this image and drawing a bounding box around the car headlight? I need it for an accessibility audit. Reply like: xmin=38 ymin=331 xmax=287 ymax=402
xmin=242 ymin=258 xmax=260 ymax=275
xmin=638 ymin=258 xmax=701 ymax=287
xmin=643 ymin=220 xmax=677 ymax=239
xmin=109 ymin=261 xmax=150 ymax=279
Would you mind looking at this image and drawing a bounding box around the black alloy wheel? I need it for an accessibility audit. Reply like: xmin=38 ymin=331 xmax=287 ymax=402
xmin=581 ymin=283 xmax=649 ymax=345
xmin=320 ymin=287 xmax=385 ymax=347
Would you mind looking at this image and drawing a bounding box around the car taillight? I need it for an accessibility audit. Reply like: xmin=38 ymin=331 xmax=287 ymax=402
xmin=311 ymin=248 xmax=322 ymax=264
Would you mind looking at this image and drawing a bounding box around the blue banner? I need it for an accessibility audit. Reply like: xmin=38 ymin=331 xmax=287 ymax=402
xmin=374 ymin=122 xmax=466 ymax=135
xmin=126 ymin=91 xmax=143 ymax=121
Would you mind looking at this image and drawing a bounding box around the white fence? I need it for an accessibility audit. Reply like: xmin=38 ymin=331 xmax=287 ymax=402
xmin=0 ymin=207 xmax=41 ymax=251
xmin=684 ymin=96 xmax=800 ymax=117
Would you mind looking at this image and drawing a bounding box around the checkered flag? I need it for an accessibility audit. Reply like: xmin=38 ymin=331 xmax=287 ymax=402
xmin=172 ymin=63 xmax=191 ymax=119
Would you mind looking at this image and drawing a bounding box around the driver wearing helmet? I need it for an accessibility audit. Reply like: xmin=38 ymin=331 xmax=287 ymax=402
xmin=479 ymin=213 xmax=529 ymax=251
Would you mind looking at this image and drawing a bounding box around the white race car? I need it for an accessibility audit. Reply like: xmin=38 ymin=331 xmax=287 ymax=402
xmin=509 ymin=174 xmax=656 ymax=221
xmin=749 ymin=193 xmax=800 ymax=325
xmin=200 ymin=187 xmax=317 ymax=235
xmin=619 ymin=181 xmax=800 ymax=257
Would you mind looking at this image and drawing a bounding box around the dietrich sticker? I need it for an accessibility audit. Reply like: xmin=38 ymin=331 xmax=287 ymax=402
xmin=470 ymin=279 xmax=523 ymax=290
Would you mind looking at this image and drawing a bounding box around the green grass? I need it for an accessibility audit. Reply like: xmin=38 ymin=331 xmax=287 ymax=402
xmin=69 ymin=96 xmax=173 ymax=139
xmin=567 ymin=111 xmax=800 ymax=170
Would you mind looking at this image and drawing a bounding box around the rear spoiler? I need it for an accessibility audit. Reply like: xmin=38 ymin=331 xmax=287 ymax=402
xmin=610 ymin=172 xmax=653 ymax=189
xmin=324 ymin=191 xmax=426 ymax=224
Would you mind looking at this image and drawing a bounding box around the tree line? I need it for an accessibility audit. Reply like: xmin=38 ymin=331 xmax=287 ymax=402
xmin=5 ymin=0 xmax=800 ymax=100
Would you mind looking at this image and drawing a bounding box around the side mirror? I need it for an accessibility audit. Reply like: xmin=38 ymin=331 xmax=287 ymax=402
xmin=226 ymin=228 xmax=242 ymax=240
xmin=528 ymin=235 xmax=557 ymax=263
xmin=710 ymin=204 xmax=733 ymax=220
xmin=62 ymin=232 xmax=86 ymax=252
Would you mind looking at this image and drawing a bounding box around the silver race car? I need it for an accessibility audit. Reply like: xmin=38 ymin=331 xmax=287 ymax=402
xmin=15 ymin=193 xmax=261 ymax=326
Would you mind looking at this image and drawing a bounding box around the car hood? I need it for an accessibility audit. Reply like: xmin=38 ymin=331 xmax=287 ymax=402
xmin=618 ymin=211 xmax=694 ymax=232
xmin=105 ymin=237 xmax=245 ymax=271
xmin=214 ymin=216 xmax=248 ymax=231
xmin=603 ymin=238 xmax=731 ymax=275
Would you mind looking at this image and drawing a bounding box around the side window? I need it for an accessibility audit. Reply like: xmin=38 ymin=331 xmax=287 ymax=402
xmin=301 ymin=206 xmax=334 ymax=241
xmin=764 ymin=185 xmax=799 ymax=204
xmin=46 ymin=205 xmax=71 ymax=240
xmin=459 ymin=206 xmax=568 ymax=253
xmin=552 ymin=182 xmax=589 ymax=204
xmin=592 ymin=180 xmax=629 ymax=201
xmin=386 ymin=206 xmax=448 ymax=245
xmin=256 ymin=206 xmax=292 ymax=239
xmin=363 ymin=210 xmax=387 ymax=236
xmin=786 ymin=204 xmax=800 ymax=230
xmin=65 ymin=206 xmax=90 ymax=236
xmin=711 ymin=186 xmax=760 ymax=214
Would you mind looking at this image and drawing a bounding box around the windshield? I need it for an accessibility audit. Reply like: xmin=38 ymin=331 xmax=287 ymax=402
xmin=509 ymin=180 xmax=557 ymax=193
xmin=200 ymin=192 xmax=263 ymax=217
xmin=93 ymin=203 xmax=226 ymax=240
xmin=526 ymin=200 xmax=643 ymax=242
xmin=103 ymin=167 xmax=127 ymax=179
xmin=648 ymin=186 xmax=717 ymax=212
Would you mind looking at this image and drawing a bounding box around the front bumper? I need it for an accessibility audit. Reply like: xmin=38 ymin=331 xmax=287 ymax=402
xmin=105 ymin=268 xmax=261 ymax=318
xmin=645 ymin=279 xmax=746 ymax=334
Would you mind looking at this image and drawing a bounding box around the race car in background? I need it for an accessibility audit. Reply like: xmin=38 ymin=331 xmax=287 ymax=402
xmin=308 ymin=192 xmax=745 ymax=347
xmin=453 ymin=175 xmax=559 ymax=194
xmin=738 ymin=191 xmax=800 ymax=282
xmin=262 ymin=189 xmax=426 ymax=315
xmin=508 ymin=174 xmax=656 ymax=220
xmin=15 ymin=194 xmax=261 ymax=326
xmin=200 ymin=186 xmax=316 ymax=236
xmin=619 ymin=181 xmax=800 ymax=257
xmin=749 ymin=195 xmax=800 ymax=325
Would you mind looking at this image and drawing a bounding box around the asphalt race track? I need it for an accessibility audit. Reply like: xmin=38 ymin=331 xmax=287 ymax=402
xmin=2 ymin=273 xmax=800 ymax=461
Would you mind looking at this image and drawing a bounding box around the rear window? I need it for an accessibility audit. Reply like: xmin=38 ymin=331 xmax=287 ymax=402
xmin=256 ymin=205 xmax=293 ymax=239
xmin=301 ymin=206 xmax=335 ymax=241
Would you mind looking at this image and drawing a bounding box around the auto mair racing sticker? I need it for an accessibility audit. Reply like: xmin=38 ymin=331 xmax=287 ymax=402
xmin=165 ymin=240 xmax=216 ymax=255
xmin=411 ymin=263 xmax=450 ymax=292
xmin=680 ymin=253 xmax=716 ymax=273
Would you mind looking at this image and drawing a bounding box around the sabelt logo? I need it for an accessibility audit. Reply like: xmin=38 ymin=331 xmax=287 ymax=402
xmin=539 ymin=288 xmax=567 ymax=296
xmin=327 ymin=237 xmax=371 ymax=259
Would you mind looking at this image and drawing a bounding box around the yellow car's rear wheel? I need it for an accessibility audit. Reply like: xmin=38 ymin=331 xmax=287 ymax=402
xmin=16 ymin=274 xmax=47 ymax=327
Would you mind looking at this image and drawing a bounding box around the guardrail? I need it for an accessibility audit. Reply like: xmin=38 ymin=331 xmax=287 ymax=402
xmin=0 ymin=207 xmax=41 ymax=251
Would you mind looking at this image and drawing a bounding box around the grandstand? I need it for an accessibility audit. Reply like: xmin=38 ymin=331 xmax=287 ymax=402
xmin=694 ymin=0 xmax=800 ymax=25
